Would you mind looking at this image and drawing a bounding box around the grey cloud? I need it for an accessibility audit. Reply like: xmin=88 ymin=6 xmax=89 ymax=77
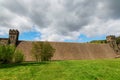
xmin=107 ymin=0 xmax=120 ymax=19
xmin=1 ymin=0 xmax=50 ymax=28
xmin=49 ymin=0 xmax=98 ymax=35
xmin=1 ymin=0 xmax=28 ymax=16
xmin=95 ymin=0 xmax=120 ymax=20
xmin=0 ymin=0 xmax=120 ymax=41
xmin=29 ymin=7 xmax=51 ymax=27
xmin=0 ymin=8 xmax=14 ymax=28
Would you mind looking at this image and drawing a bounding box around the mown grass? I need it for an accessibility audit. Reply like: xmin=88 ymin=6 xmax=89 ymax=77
xmin=0 ymin=59 xmax=120 ymax=80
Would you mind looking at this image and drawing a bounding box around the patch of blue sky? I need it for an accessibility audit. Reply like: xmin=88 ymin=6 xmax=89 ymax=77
xmin=19 ymin=31 xmax=41 ymax=41
xmin=64 ymin=34 xmax=106 ymax=43
xmin=0 ymin=34 xmax=8 ymax=38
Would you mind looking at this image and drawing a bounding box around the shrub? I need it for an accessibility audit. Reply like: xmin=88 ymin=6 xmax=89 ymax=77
xmin=0 ymin=45 xmax=24 ymax=64
xmin=13 ymin=50 xmax=24 ymax=63
xmin=0 ymin=45 xmax=15 ymax=64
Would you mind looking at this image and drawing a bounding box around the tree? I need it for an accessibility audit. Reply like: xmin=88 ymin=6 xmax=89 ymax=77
xmin=32 ymin=41 xmax=55 ymax=62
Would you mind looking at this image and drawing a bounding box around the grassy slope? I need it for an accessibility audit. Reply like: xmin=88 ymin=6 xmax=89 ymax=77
xmin=0 ymin=59 xmax=120 ymax=80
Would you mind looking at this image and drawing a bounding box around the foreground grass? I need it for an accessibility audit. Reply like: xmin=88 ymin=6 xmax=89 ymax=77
xmin=0 ymin=59 xmax=120 ymax=80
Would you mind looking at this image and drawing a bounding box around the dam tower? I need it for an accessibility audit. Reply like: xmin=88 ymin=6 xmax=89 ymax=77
xmin=9 ymin=29 xmax=19 ymax=46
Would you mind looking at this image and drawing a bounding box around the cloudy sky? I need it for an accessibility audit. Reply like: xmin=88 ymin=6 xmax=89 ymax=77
xmin=0 ymin=0 xmax=120 ymax=42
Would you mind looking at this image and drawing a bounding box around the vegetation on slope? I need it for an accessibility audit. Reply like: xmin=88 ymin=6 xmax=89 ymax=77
xmin=90 ymin=40 xmax=107 ymax=44
xmin=116 ymin=36 xmax=120 ymax=44
xmin=90 ymin=36 xmax=120 ymax=44
xmin=0 ymin=59 xmax=120 ymax=80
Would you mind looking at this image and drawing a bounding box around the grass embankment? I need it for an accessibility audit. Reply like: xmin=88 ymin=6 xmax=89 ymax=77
xmin=0 ymin=59 xmax=120 ymax=80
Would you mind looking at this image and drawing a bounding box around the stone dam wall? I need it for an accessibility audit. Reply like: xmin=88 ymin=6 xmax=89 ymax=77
xmin=16 ymin=41 xmax=116 ymax=61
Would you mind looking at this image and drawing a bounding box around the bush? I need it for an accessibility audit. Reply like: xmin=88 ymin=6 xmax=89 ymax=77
xmin=0 ymin=45 xmax=24 ymax=64
xmin=0 ymin=45 xmax=15 ymax=64
xmin=13 ymin=50 xmax=24 ymax=63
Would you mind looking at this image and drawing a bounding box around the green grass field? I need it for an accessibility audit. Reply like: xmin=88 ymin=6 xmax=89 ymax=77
xmin=0 ymin=59 xmax=120 ymax=80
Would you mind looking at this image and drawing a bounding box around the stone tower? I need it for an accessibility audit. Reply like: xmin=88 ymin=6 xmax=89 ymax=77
xmin=106 ymin=35 xmax=120 ymax=54
xmin=9 ymin=29 xmax=19 ymax=46
xmin=106 ymin=35 xmax=116 ymax=43
xmin=106 ymin=35 xmax=116 ymax=48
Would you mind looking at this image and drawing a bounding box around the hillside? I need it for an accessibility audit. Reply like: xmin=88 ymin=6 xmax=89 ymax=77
xmin=16 ymin=41 xmax=116 ymax=61
xmin=0 ymin=59 xmax=120 ymax=80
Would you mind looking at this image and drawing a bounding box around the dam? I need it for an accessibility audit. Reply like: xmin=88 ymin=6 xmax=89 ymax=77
xmin=0 ymin=29 xmax=118 ymax=61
